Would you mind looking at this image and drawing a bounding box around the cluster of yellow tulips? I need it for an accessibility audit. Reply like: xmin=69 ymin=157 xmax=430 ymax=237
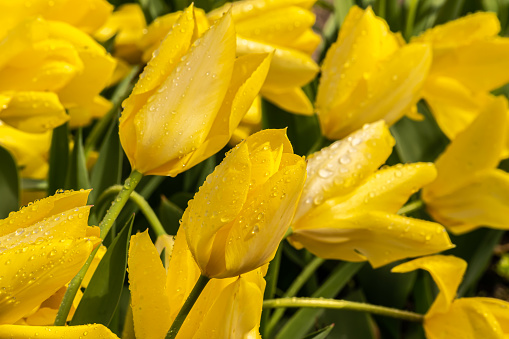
xmin=1 ymin=0 xmax=509 ymax=338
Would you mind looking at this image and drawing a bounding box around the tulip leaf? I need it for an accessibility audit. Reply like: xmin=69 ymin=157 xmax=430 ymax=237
xmin=276 ymin=262 xmax=365 ymax=339
xmin=433 ymin=0 xmax=466 ymax=25
xmin=48 ymin=122 xmax=69 ymax=195
xmin=66 ymin=128 xmax=90 ymax=190
xmin=333 ymin=0 xmax=354 ymax=26
xmin=0 ymin=146 xmax=19 ymax=218
xmin=71 ymin=215 xmax=134 ymax=326
xmin=89 ymin=120 xmax=123 ymax=205
xmin=302 ymin=324 xmax=335 ymax=339
xmin=159 ymin=195 xmax=184 ymax=236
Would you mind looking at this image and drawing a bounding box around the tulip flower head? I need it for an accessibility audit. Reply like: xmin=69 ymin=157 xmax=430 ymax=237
xmin=422 ymin=96 xmax=509 ymax=234
xmin=119 ymin=5 xmax=273 ymax=176
xmin=315 ymin=6 xmax=431 ymax=139
xmin=182 ymin=129 xmax=307 ymax=278
xmin=288 ymin=121 xmax=453 ymax=268
xmin=0 ymin=189 xmax=100 ymax=324
xmin=393 ymin=255 xmax=509 ymax=338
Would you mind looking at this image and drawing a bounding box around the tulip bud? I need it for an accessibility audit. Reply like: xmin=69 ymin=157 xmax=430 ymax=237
xmin=183 ymin=129 xmax=307 ymax=278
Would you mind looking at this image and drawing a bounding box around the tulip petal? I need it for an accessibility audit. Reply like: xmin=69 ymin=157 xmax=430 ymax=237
xmin=392 ymin=255 xmax=466 ymax=316
xmin=0 ymin=323 xmax=119 ymax=338
xmin=132 ymin=12 xmax=236 ymax=174
xmin=0 ymin=91 xmax=67 ymax=133
xmin=184 ymin=142 xmax=251 ymax=276
xmin=291 ymin=211 xmax=452 ymax=268
xmin=261 ymin=87 xmax=314 ymax=115
xmin=295 ymin=120 xmax=394 ymax=221
xmin=423 ymin=96 xmax=507 ymax=198
xmin=128 ymin=230 xmax=171 ymax=339
xmin=0 ymin=189 xmax=91 ymax=237
xmin=0 ymin=237 xmax=97 ymax=324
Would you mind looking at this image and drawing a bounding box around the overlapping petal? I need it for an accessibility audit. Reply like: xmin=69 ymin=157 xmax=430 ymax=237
xmin=0 ymin=323 xmax=119 ymax=339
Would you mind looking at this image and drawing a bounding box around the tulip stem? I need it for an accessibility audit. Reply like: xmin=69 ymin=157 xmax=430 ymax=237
xmin=398 ymin=199 xmax=424 ymax=215
xmin=263 ymin=298 xmax=424 ymax=323
xmin=54 ymin=245 xmax=101 ymax=325
xmin=166 ymin=275 xmax=210 ymax=339
xmin=266 ymin=257 xmax=326 ymax=337
xmin=405 ymin=0 xmax=420 ymax=40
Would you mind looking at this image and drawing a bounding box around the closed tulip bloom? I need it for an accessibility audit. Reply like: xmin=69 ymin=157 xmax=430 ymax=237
xmin=208 ymin=0 xmax=320 ymax=115
xmin=414 ymin=12 xmax=509 ymax=153
xmin=288 ymin=121 xmax=453 ymax=268
xmin=393 ymin=255 xmax=509 ymax=339
xmin=315 ymin=6 xmax=431 ymax=140
xmin=422 ymin=96 xmax=509 ymax=234
xmin=183 ymin=129 xmax=307 ymax=278
xmin=0 ymin=189 xmax=100 ymax=324
xmin=119 ymin=5 xmax=272 ymax=176
xmin=128 ymin=229 xmax=265 ymax=339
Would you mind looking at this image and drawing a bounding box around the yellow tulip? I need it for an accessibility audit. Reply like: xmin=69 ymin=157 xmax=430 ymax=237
xmin=94 ymin=4 xmax=147 ymax=64
xmin=393 ymin=255 xmax=509 ymax=339
xmin=0 ymin=323 xmax=119 ymax=338
xmin=128 ymin=229 xmax=265 ymax=339
xmin=119 ymin=5 xmax=273 ymax=176
xmin=288 ymin=121 xmax=453 ymax=268
xmin=0 ymin=189 xmax=100 ymax=324
xmin=0 ymin=17 xmax=116 ymax=130
xmin=208 ymin=0 xmax=320 ymax=115
xmin=422 ymin=96 xmax=509 ymax=234
xmin=230 ymin=96 xmax=262 ymax=145
xmin=415 ymin=12 xmax=509 ymax=153
xmin=315 ymin=6 xmax=431 ymax=140
xmin=183 ymin=129 xmax=306 ymax=278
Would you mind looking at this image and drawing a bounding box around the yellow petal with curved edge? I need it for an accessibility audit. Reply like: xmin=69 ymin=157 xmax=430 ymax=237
xmin=347 ymin=163 xmax=436 ymax=214
xmin=291 ymin=211 xmax=452 ymax=268
xmin=220 ymin=154 xmax=306 ymax=278
xmin=426 ymin=169 xmax=509 ymax=234
xmin=261 ymin=87 xmax=313 ymax=115
xmin=68 ymin=95 xmax=112 ymax=128
xmin=0 ymin=237 xmax=98 ymax=324
xmin=474 ymin=298 xmax=509 ymax=333
xmin=392 ymin=255 xmax=466 ymax=315
xmin=0 ymin=324 xmax=119 ymax=338
xmin=237 ymin=37 xmax=319 ymax=90
xmin=183 ymin=52 xmax=272 ymax=172
xmin=128 ymin=230 xmax=171 ymax=339
xmin=184 ymin=142 xmax=251 ymax=276
xmin=0 ymin=91 xmax=67 ymax=133
xmin=295 ymin=120 xmax=394 ymax=221
xmin=166 ymin=228 xmax=200 ymax=321
xmin=0 ymin=189 xmax=91 ymax=237
xmin=291 ymin=29 xmax=321 ymax=54
xmin=423 ymin=96 xmax=507 ymax=198
xmin=413 ymin=11 xmax=500 ymax=48
xmin=132 ymin=12 xmax=235 ymax=174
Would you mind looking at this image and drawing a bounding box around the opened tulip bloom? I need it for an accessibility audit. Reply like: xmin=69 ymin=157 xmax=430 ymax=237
xmin=119 ymin=5 xmax=272 ymax=176
xmin=393 ymin=255 xmax=509 ymax=338
xmin=0 ymin=189 xmax=100 ymax=324
xmin=415 ymin=12 xmax=509 ymax=153
xmin=183 ymin=129 xmax=306 ymax=278
xmin=128 ymin=229 xmax=265 ymax=339
xmin=315 ymin=6 xmax=431 ymax=139
xmin=288 ymin=121 xmax=453 ymax=268
xmin=422 ymin=96 xmax=509 ymax=234
xmin=208 ymin=0 xmax=320 ymax=114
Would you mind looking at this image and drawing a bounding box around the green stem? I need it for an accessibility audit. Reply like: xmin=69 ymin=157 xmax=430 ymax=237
xmin=263 ymin=298 xmax=424 ymax=323
xmin=166 ymin=275 xmax=210 ymax=339
xmin=260 ymin=245 xmax=283 ymax=337
xmin=398 ymin=199 xmax=424 ymax=215
xmin=54 ymin=245 xmax=101 ymax=325
xmin=378 ymin=0 xmax=386 ymax=19
xmin=266 ymin=257 xmax=325 ymax=337
xmin=405 ymin=0 xmax=420 ymax=40
xmin=54 ymin=170 xmax=144 ymax=325
xmin=84 ymin=65 xmax=141 ymax=155
xmin=99 ymin=185 xmax=167 ymax=237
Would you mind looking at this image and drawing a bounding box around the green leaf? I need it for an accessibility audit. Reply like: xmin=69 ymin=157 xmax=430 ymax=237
xmin=433 ymin=0 xmax=465 ymax=25
xmin=0 ymin=146 xmax=19 ymax=218
xmin=138 ymin=0 xmax=170 ymax=22
xmin=302 ymin=324 xmax=335 ymax=339
xmin=276 ymin=262 xmax=365 ymax=339
xmin=48 ymin=123 xmax=69 ymax=195
xmin=159 ymin=195 xmax=184 ymax=236
xmin=71 ymin=215 xmax=134 ymax=326
xmin=65 ymin=128 xmax=90 ymax=190
xmin=333 ymin=0 xmax=354 ymax=26
xmin=89 ymin=120 xmax=123 ymax=205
